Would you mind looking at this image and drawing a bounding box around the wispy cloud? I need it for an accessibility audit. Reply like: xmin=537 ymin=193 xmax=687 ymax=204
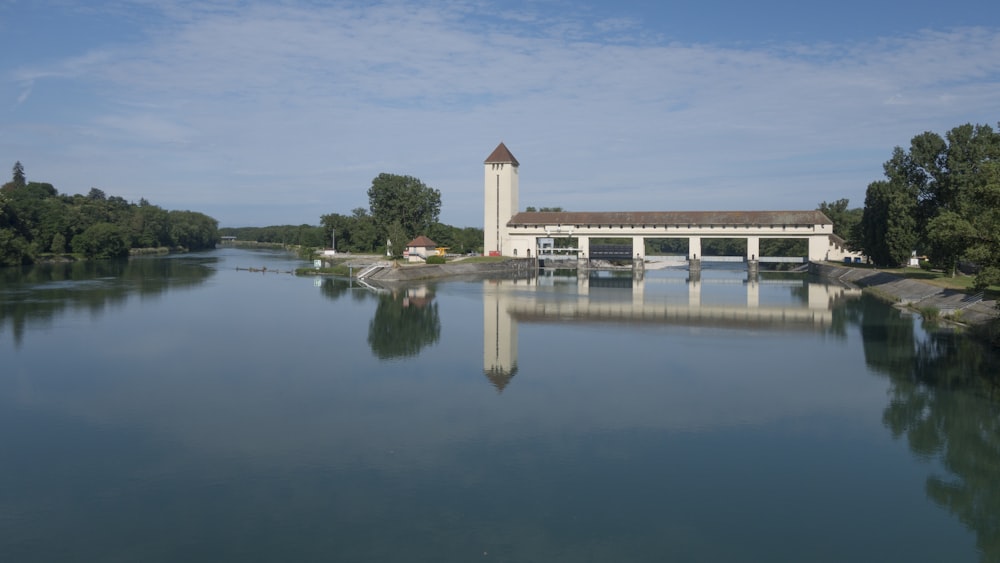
xmin=4 ymin=1 xmax=999 ymax=226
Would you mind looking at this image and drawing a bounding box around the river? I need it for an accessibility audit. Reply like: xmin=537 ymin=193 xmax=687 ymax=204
xmin=1 ymin=247 xmax=997 ymax=562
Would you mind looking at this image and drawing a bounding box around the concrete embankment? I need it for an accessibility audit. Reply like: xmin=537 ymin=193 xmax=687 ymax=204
xmin=810 ymin=262 xmax=999 ymax=326
xmin=364 ymin=258 xmax=536 ymax=282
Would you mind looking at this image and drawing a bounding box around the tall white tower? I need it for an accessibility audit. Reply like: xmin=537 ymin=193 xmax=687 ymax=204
xmin=483 ymin=142 xmax=519 ymax=256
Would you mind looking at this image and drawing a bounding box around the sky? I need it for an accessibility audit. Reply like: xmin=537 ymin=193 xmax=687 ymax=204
xmin=2 ymin=0 xmax=999 ymax=228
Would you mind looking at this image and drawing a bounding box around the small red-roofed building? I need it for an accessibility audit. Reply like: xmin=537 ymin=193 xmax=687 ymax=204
xmin=405 ymin=235 xmax=438 ymax=262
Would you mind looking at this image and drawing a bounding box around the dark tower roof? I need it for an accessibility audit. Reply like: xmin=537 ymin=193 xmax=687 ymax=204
xmin=484 ymin=142 xmax=519 ymax=166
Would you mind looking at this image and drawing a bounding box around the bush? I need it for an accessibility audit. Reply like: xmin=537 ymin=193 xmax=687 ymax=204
xmin=425 ymin=255 xmax=446 ymax=264
xmin=917 ymin=306 xmax=940 ymax=321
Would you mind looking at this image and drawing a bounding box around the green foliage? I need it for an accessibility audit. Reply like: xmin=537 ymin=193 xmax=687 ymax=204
xmin=702 ymin=238 xmax=746 ymax=256
xmin=0 ymin=161 xmax=219 ymax=266
xmin=426 ymin=223 xmax=483 ymax=255
xmin=425 ymin=255 xmax=446 ymax=264
xmin=917 ymin=306 xmax=940 ymax=321
xmin=219 ymin=224 xmax=323 ymax=248
xmin=167 ymin=210 xmax=219 ymax=251
xmin=11 ymin=161 xmax=26 ymax=189
xmin=818 ymin=198 xmax=862 ymax=248
xmin=367 ymin=173 xmax=441 ymax=243
xmin=760 ymin=238 xmax=807 ymax=256
xmin=860 ymin=123 xmax=1000 ymax=276
xmin=319 ymin=210 xmax=378 ymax=253
xmin=130 ymin=200 xmax=170 ymax=248
xmin=0 ymin=228 xmax=31 ymax=266
xmin=925 ymin=210 xmax=974 ymax=275
xmin=71 ymin=223 xmax=129 ymax=259
xmin=50 ymin=232 xmax=67 ymax=254
xmin=861 ymin=178 xmax=917 ymax=267
xmin=318 ymin=176 xmax=477 ymax=256
xmin=385 ymin=221 xmax=408 ymax=258
xmin=645 ymin=238 xmax=688 ymax=255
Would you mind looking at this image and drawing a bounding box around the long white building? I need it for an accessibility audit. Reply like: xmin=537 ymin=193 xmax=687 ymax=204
xmin=483 ymin=142 xmax=857 ymax=263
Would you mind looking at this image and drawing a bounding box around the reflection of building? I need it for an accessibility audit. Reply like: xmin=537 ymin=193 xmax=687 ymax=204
xmin=402 ymin=285 xmax=432 ymax=308
xmin=483 ymin=274 xmax=861 ymax=390
xmin=483 ymin=280 xmax=519 ymax=392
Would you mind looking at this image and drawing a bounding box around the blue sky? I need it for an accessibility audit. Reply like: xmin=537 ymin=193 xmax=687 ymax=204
xmin=2 ymin=0 xmax=999 ymax=228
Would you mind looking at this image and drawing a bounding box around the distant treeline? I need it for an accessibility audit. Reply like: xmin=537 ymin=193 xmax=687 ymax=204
xmin=218 ymin=225 xmax=328 ymax=248
xmin=1 ymin=162 xmax=219 ymax=266
xmin=220 ymin=217 xmax=484 ymax=255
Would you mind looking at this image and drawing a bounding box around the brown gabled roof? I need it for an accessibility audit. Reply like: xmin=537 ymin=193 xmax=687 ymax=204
xmin=406 ymin=235 xmax=438 ymax=247
xmin=508 ymin=210 xmax=832 ymax=227
xmin=484 ymin=142 xmax=519 ymax=166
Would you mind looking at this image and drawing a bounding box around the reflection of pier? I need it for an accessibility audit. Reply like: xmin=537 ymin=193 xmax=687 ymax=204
xmin=483 ymin=274 xmax=860 ymax=391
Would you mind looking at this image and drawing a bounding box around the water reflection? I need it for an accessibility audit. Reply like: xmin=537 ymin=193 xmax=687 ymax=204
xmin=315 ymin=267 xmax=1000 ymax=558
xmin=368 ymin=286 xmax=440 ymax=359
xmin=318 ymin=279 xmax=442 ymax=358
xmin=4 ymin=251 xmax=997 ymax=561
xmin=0 ymin=256 xmax=217 ymax=347
xmin=858 ymin=297 xmax=1000 ymax=560
xmin=483 ymin=270 xmax=861 ymax=392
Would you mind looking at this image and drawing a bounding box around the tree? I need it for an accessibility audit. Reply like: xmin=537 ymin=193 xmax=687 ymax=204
xmin=50 ymin=232 xmax=67 ymax=254
xmin=818 ymin=199 xmax=862 ymax=248
xmin=367 ymin=173 xmax=441 ymax=242
xmin=129 ymin=200 xmax=170 ymax=248
xmin=962 ymin=161 xmax=1000 ymax=289
xmin=863 ymin=123 xmax=1000 ymax=273
xmin=860 ymin=178 xmax=917 ymax=267
xmin=71 ymin=222 xmax=129 ymax=258
xmin=925 ymin=211 xmax=974 ymax=277
xmin=11 ymin=161 xmax=26 ymax=189
xmin=320 ymin=210 xmax=377 ymax=253
xmin=167 ymin=210 xmax=219 ymax=250
xmin=385 ymin=221 xmax=408 ymax=258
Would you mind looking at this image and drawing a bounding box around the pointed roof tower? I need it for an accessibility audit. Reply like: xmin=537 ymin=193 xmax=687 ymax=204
xmin=484 ymin=142 xmax=519 ymax=166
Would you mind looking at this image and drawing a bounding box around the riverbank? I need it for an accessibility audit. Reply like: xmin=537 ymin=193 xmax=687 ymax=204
xmin=297 ymin=255 xmax=535 ymax=282
xmin=810 ymin=262 xmax=999 ymax=328
xmin=372 ymin=260 xmax=533 ymax=281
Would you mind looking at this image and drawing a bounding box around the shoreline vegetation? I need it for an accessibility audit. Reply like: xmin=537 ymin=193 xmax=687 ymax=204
xmin=1 ymin=168 xmax=219 ymax=266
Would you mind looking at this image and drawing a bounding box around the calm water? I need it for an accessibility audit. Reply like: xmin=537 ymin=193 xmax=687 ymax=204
xmin=1 ymin=247 xmax=998 ymax=562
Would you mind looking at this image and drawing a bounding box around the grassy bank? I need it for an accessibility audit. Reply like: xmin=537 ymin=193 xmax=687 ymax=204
xmin=829 ymin=263 xmax=1000 ymax=300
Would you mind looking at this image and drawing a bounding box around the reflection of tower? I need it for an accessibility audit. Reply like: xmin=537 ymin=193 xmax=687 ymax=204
xmin=483 ymin=281 xmax=518 ymax=392
xmin=483 ymin=142 xmax=519 ymax=256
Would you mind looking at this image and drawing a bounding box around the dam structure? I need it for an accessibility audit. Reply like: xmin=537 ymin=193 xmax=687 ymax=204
xmin=483 ymin=143 xmax=857 ymax=268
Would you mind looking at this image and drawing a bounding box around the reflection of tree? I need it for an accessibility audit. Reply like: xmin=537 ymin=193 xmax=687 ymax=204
xmin=0 ymin=257 xmax=216 ymax=348
xmin=318 ymin=277 xmax=354 ymax=302
xmin=367 ymin=287 xmax=440 ymax=359
xmin=858 ymin=295 xmax=1000 ymax=560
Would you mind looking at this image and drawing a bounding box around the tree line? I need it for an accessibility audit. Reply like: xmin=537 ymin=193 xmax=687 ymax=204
xmin=221 ymin=173 xmax=484 ymax=256
xmin=842 ymin=121 xmax=999 ymax=290
xmin=0 ymin=162 xmax=219 ymax=266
